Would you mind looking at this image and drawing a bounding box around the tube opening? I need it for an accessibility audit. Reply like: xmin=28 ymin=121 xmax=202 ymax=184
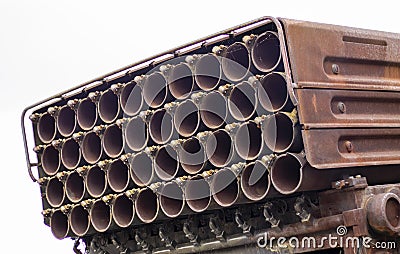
xmin=143 ymin=72 xmax=168 ymax=108
xmin=113 ymin=194 xmax=134 ymax=228
xmin=169 ymin=63 xmax=194 ymax=100
xmin=228 ymin=81 xmax=257 ymax=121
xmin=386 ymin=197 xmax=400 ymax=228
xmin=222 ymin=42 xmax=250 ymax=81
xmin=86 ymin=166 xmax=107 ymax=198
xmin=70 ymin=205 xmax=90 ymax=236
xmin=155 ymin=145 xmax=179 ymax=181
xmin=120 ymin=81 xmax=143 ymax=116
xmin=46 ymin=178 xmax=65 ymax=207
xmin=42 ymin=145 xmax=60 ymax=176
xmin=136 ymin=189 xmax=158 ymax=223
xmin=185 ymin=176 xmax=211 ymax=212
xmin=149 ymin=109 xmax=173 ymax=144
xmin=125 ymin=117 xmax=148 ymax=152
xmin=77 ymin=98 xmax=97 ymax=130
xmin=258 ymin=73 xmax=288 ymax=112
xmin=130 ymin=152 xmax=153 ymax=186
xmin=367 ymin=193 xmax=400 ymax=235
xmin=235 ymin=121 xmax=263 ymax=160
xmin=211 ymin=169 xmax=239 ymax=207
xmin=38 ymin=113 xmax=56 ymax=143
xmin=99 ymin=90 xmax=120 ymax=123
xmin=251 ymin=32 xmax=281 ymax=72
xmin=82 ymin=132 xmax=102 ymax=164
xmin=65 ymin=172 xmax=85 ymax=203
xmin=206 ymin=130 xmax=233 ymax=167
xmin=200 ymin=91 xmax=227 ymax=129
xmin=263 ymin=113 xmax=294 ymax=153
xmin=241 ymin=161 xmax=270 ymax=201
xmin=107 ymin=159 xmax=129 ymax=192
xmin=180 ymin=138 xmax=206 ymax=174
xmin=174 ymin=100 xmax=200 ymax=137
xmin=51 ymin=210 xmax=69 ymax=239
xmin=271 ymin=154 xmax=302 ymax=194
xmin=195 ymin=54 xmax=222 ymax=91
xmin=103 ymin=125 xmax=123 ymax=158
xmin=160 ymin=182 xmax=184 ymax=218
xmin=61 ymin=139 xmax=81 ymax=169
xmin=57 ymin=106 xmax=76 ymax=137
xmin=91 ymin=200 xmax=111 ymax=232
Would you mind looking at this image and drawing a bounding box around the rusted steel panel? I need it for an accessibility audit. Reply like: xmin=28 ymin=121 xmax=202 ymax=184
xmin=296 ymin=89 xmax=400 ymax=128
xmin=280 ymin=19 xmax=400 ymax=91
xmin=302 ymin=128 xmax=400 ymax=168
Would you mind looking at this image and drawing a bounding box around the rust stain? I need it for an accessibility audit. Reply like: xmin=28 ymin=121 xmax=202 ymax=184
xmin=312 ymin=93 xmax=318 ymax=113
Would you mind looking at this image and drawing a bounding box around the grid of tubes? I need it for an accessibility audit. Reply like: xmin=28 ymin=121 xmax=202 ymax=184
xmin=33 ymin=28 xmax=307 ymax=240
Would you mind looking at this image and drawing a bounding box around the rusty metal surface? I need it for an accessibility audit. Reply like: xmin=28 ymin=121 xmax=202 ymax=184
xmin=280 ymin=19 xmax=400 ymax=91
xmin=280 ymin=19 xmax=400 ymax=169
xmin=296 ymin=89 xmax=400 ymax=128
xmin=302 ymin=128 xmax=400 ymax=168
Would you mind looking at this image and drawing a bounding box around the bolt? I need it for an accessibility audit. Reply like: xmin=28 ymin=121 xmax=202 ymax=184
xmin=29 ymin=113 xmax=40 ymax=122
xmin=332 ymin=64 xmax=340 ymax=74
xmin=33 ymin=145 xmax=44 ymax=153
xmin=344 ymin=141 xmax=353 ymax=153
xmin=337 ymin=102 xmax=346 ymax=113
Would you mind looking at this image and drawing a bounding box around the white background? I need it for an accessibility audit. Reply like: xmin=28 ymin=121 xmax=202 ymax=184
xmin=1 ymin=0 xmax=399 ymax=253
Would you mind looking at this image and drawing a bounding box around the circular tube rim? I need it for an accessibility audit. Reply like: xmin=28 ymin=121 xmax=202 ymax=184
xmin=77 ymin=98 xmax=98 ymax=130
xmin=194 ymin=54 xmax=222 ymax=91
xmin=135 ymin=188 xmax=159 ymax=223
xmin=120 ymin=81 xmax=143 ymax=116
xmin=221 ymin=42 xmax=251 ymax=82
xmin=174 ymin=100 xmax=200 ymax=137
xmin=143 ymin=72 xmax=168 ymax=108
xmin=98 ymin=89 xmax=120 ymax=123
xmin=57 ymin=106 xmax=77 ymax=137
xmin=82 ymin=132 xmax=103 ymax=164
xmin=69 ymin=205 xmax=91 ymax=236
xmin=102 ymin=125 xmax=124 ymax=158
xmin=240 ymin=161 xmax=271 ymax=201
xmin=85 ymin=166 xmax=107 ymax=198
xmin=90 ymin=200 xmax=112 ymax=232
xmin=211 ymin=169 xmax=239 ymax=207
xmin=46 ymin=177 xmax=65 ymax=208
xmin=50 ymin=210 xmax=70 ymax=239
xmin=124 ymin=116 xmax=149 ymax=152
xmin=38 ymin=113 xmax=57 ymax=143
xmin=270 ymin=153 xmax=303 ymax=195
xmin=251 ymin=31 xmax=282 ymax=73
xmin=41 ymin=145 xmax=61 ymax=176
xmin=112 ymin=194 xmax=135 ymax=228
xmin=185 ymin=176 xmax=212 ymax=213
xmin=168 ymin=63 xmax=195 ymax=100
xmin=149 ymin=109 xmax=174 ymax=145
xmin=65 ymin=172 xmax=85 ymax=203
xmin=159 ymin=182 xmax=185 ymax=218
